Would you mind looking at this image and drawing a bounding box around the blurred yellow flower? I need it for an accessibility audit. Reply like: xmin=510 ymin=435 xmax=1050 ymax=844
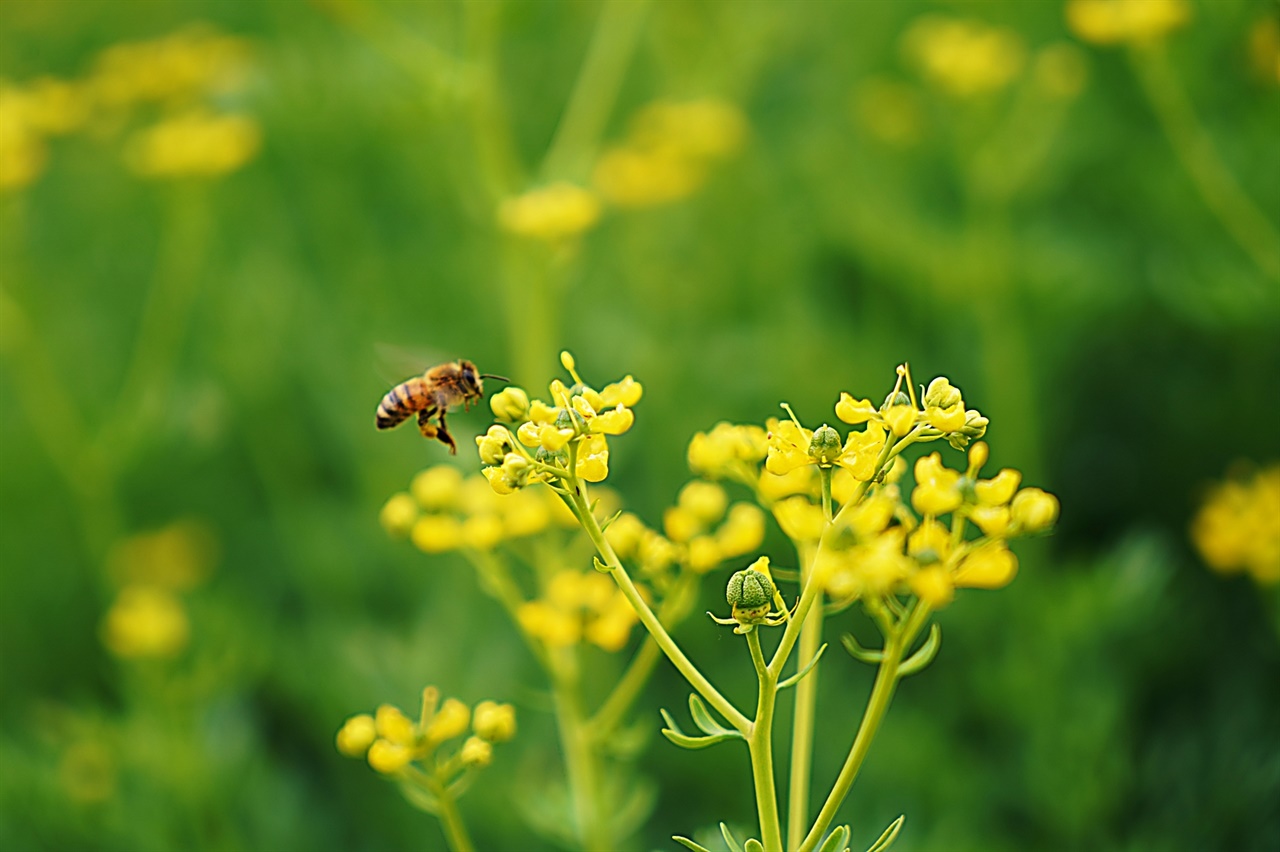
xmin=498 ymin=182 xmax=601 ymax=241
xmin=336 ymin=714 xmax=378 ymax=757
xmin=89 ymin=24 xmax=253 ymax=108
xmin=472 ymin=700 xmax=517 ymax=742
xmin=105 ymin=519 xmax=217 ymax=591
xmin=1067 ymin=0 xmax=1189 ymax=46
xmin=902 ymin=15 xmax=1026 ymax=97
xmin=1191 ymin=464 xmax=1280 ymax=586
xmin=124 ymin=108 xmax=260 ymax=179
xmin=101 ymin=585 xmax=190 ymax=659
xmin=380 ymin=492 xmax=419 ymax=536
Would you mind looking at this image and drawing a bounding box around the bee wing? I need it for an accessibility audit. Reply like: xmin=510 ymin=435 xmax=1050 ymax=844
xmin=373 ymin=341 xmax=448 ymax=384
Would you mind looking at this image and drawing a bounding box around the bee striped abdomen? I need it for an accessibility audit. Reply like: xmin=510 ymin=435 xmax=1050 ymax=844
xmin=376 ymin=379 xmax=432 ymax=430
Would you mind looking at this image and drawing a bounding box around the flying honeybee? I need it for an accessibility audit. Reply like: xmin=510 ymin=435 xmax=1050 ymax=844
xmin=375 ymin=360 xmax=507 ymax=454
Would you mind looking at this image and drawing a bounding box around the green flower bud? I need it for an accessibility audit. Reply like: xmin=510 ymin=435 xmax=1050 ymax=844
xmin=807 ymin=424 xmax=843 ymax=467
xmin=923 ymin=377 xmax=962 ymax=410
xmin=882 ymin=390 xmax=912 ymax=409
xmin=726 ymin=568 xmax=775 ymax=624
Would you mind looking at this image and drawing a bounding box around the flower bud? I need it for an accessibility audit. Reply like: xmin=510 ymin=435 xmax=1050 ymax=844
xmin=1010 ymin=488 xmax=1059 ymax=533
xmin=968 ymin=441 xmax=990 ymax=474
xmin=375 ymin=704 xmax=417 ymax=745
xmin=726 ymin=567 xmax=775 ymax=623
xmin=807 ymin=424 xmax=843 ymax=467
xmin=335 ymin=714 xmax=377 ymax=757
xmin=460 ymin=736 xmax=493 ymax=768
xmin=923 ymin=377 xmax=963 ymax=410
xmin=477 ymin=426 xmax=515 ymax=465
xmin=379 ymin=493 xmax=419 ymax=536
xmin=424 ymin=698 xmax=470 ymax=744
xmin=367 ymin=739 xmax=413 ymax=774
xmin=472 ymin=701 xmax=517 ymax=742
xmin=884 ymin=404 xmax=916 ymax=438
xmin=489 ymin=387 xmax=530 ymax=423
xmin=411 ymin=466 xmax=463 ymax=511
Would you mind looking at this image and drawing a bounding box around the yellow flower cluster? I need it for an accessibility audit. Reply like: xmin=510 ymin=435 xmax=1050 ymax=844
xmin=498 ymin=181 xmax=602 ymax=242
xmin=818 ymin=442 xmax=1059 ymax=609
xmin=1067 ymin=0 xmax=1189 ymax=46
xmin=478 ymin=351 xmax=641 ymax=494
xmin=0 ymin=24 xmax=257 ymax=192
xmin=99 ymin=519 xmax=219 ymax=660
xmin=336 ymin=686 xmax=516 ymax=775
xmin=517 ymin=569 xmax=641 ymax=652
xmin=593 ymin=99 xmax=747 ymax=208
xmin=381 ymin=464 xmax=577 ymax=553
xmin=1191 ymin=464 xmax=1280 ymax=586
xmin=901 ymin=15 xmax=1027 ymax=97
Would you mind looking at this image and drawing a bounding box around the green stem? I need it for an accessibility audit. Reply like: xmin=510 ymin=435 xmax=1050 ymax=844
xmin=796 ymin=603 xmax=932 ymax=852
xmin=539 ymin=0 xmax=651 ymax=182
xmin=747 ymin=629 xmax=783 ymax=852
xmin=548 ymin=646 xmax=609 ymax=851
xmin=786 ymin=543 xmax=823 ymax=851
xmin=1131 ymin=44 xmax=1280 ymax=282
xmin=428 ymin=775 xmax=475 ymax=852
xmin=466 ymin=551 xmax=548 ymax=670
xmin=567 ymin=476 xmax=751 ymax=733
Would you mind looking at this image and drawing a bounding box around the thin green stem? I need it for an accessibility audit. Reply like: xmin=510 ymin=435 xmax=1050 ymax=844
xmin=427 ymin=775 xmax=475 ymax=852
xmin=786 ymin=543 xmax=824 ymax=851
xmin=747 ymin=629 xmax=783 ymax=852
xmin=797 ymin=603 xmax=932 ymax=852
xmin=548 ymin=646 xmax=610 ymax=851
xmin=1131 ymin=44 xmax=1280 ymax=282
xmin=539 ymin=0 xmax=651 ymax=182
xmin=567 ymin=476 xmax=751 ymax=733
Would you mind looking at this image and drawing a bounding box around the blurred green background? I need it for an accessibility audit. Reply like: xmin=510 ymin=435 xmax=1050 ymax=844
xmin=2 ymin=0 xmax=1278 ymax=850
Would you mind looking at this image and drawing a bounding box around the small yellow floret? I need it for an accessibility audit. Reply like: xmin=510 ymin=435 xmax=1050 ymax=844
xmin=460 ymin=736 xmax=493 ymax=767
xmin=375 ymin=704 xmax=417 ymax=745
xmin=1067 ymin=0 xmax=1189 ymax=46
xmin=410 ymin=515 xmax=463 ymax=553
xmin=472 ymin=701 xmax=517 ymax=742
xmin=366 ymin=739 xmax=412 ymax=774
xmin=380 ymin=492 xmax=419 ymax=536
xmin=953 ymin=541 xmax=1018 ymax=589
xmin=101 ymin=585 xmax=190 ymax=659
xmin=498 ymin=182 xmax=601 ymax=241
xmin=336 ymin=714 xmax=378 ymax=757
xmin=424 ymin=698 xmax=471 ymax=744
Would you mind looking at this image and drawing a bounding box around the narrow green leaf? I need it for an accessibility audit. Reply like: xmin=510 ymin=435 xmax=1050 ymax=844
xmin=593 ymin=556 xmax=611 ymax=573
xmin=660 ymin=707 xmax=742 ymax=749
xmin=688 ymin=693 xmax=736 ymax=736
xmin=816 ymin=825 xmax=850 ymax=852
xmin=744 ymin=839 xmax=764 ymax=852
xmin=599 ymin=509 xmax=623 ymax=532
xmin=673 ymin=836 xmax=713 ymax=852
xmin=897 ymin=624 xmax=941 ymax=677
xmin=865 ymin=815 xmax=905 ymax=852
xmin=720 ymin=823 xmax=745 ymax=852
xmin=841 ymin=633 xmax=885 ymax=664
xmin=779 ymin=642 xmax=828 ymax=690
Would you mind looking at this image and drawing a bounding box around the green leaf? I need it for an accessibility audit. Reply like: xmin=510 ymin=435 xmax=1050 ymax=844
xmin=841 ymin=633 xmax=885 ymax=664
xmin=660 ymin=708 xmax=743 ymax=750
xmin=779 ymin=642 xmax=828 ymax=690
xmin=817 ymin=825 xmax=851 ymax=852
xmin=897 ymin=624 xmax=941 ymax=677
xmin=719 ymin=823 xmax=745 ymax=852
xmin=744 ymin=840 xmax=764 ymax=852
xmin=599 ymin=509 xmax=623 ymax=532
xmin=688 ymin=693 xmax=738 ymax=737
xmin=865 ymin=815 xmax=905 ymax=852
xmin=673 ymin=837 xmax=713 ymax=852
xmin=593 ymin=556 xmax=611 ymax=573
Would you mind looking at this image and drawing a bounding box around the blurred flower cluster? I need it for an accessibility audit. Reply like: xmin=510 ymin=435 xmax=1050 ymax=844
xmin=497 ymin=98 xmax=746 ymax=242
xmin=1066 ymin=0 xmax=1190 ymax=47
xmin=99 ymin=519 xmax=218 ymax=660
xmin=1191 ymin=464 xmax=1280 ymax=586
xmin=0 ymin=24 xmax=258 ymax=192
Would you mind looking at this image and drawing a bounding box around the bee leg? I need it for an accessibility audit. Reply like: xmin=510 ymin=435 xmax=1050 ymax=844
xmin=435 ymin=409 xmax=458 ymax=455
xmin=417 ymin=408 xmax=440 ymax=441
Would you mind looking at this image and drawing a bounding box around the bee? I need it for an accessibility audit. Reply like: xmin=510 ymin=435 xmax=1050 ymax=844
xmin=375 ymin=360 xmax=507 ymax=454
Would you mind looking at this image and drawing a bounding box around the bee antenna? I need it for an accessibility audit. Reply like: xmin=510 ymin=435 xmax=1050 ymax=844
xmin=480 ymin=374 xmax=510 ymax=383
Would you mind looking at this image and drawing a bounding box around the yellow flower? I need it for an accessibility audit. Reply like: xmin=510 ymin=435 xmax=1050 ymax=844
xmin=380 ymin=493 xmax=419 ymax=536
xmin=911 ymin=453 xmax=963 ymax=516
xmin=678 ymin=480 xmax=729 ymax=525
xmin=604 ymin=511 xmax=647 ymax=559
xmin=845 ymin=493 xmax=897 ymax=539
xmin=688 ymin=422 xmax=768 ymax=478
xmin=410 ymin=515 xmax=463 ymax=553
xmin=907 ymin=519 xmax=953 ymax=564
xmin=576 ymin=434 xmax=610 ymax=482
xmin=472 ymin=701 xmax=517 ymax=742
xmin=1010 ymin=487 xmax=1060 ymax=533
xmin=336 ymin=714 xmax=378 ymax=757
xmin=101 ymin=585 xmax=190 ymax=659
xmin=835 ymin=393 xmax=877 ymax=424
xmin=1191 ymin=465 xmax=1280 ymax=585
xmin=462 ymin=515 xmax=504 ymax=551
xmin=969 ymin=505 xmax=1011 ymax=538
xmin=367 ymin=739 xmax=413 ymax=774
xmin=500 ymin=489 xmax=553 ymax=538
xmin=758 ymin=465 xmax=818 ymax=500
xmin=909 ymin=566 xmax=955 ymax=609
xmin=411 ymin=466 xmax=464 ymax=511
xmin=517 ymin=600 xmax=581 ymax=646
xmin=686 ymin=536 xmax=723 ymax=572
xmin=773 ymin=496 xmax=827 ymax=542
xmin=883 ymin=404 xmax=916 ymax=438
xmin=953 ymin=540 xmax=1018 ymax=589
xmin=424 ymin=698 xmax=470 ymax=745
xmin=766 ymin=418 xmax=814 ymax=475
xmin=600 ymin=375 xmax=643 ymax=407
xmin=498 ymin=182 xmax=601 ymax=241
xmin=490 ymin=387 xmax=530 ymax=422
xmin=715 ymin=503 xmax=766 ymax=558
xmin=838 ymin=423 xmax=888 ymax=481
xmin=124 ymin=109 xmax=260 ymax=179
xmin=517 ymin=421 xmax=575 ymax=452
xmin=902 ymin=15 xmax=1026 ymax=97
xmin=1067 ymin=0 xmax=1189 ymax=46
xmin=629 ymin=99 xmax=748 ymax=161
xmin=476 ymin=425 xmax=516 ymax=465
xmin=104 ymin=519 xmax=217 ymax=591
xmin=460 ymin=736 xmax=493 ymax=768
xmin=663 ymin=505 xmax=702 ymax=543
xmin=975 ymin=469 xmax=1021 ymax=506
xmin=588 ymin=404 xmax=635 ymax=435
xmin=593 ymin=145 xmax=706 ymax=207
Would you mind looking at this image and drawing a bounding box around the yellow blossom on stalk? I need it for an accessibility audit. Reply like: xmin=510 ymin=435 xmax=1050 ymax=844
xmin=912 ymin=453 xmax=964 ymax=516
xmin=604 ymin=511 xmax=648 ymax=558
xmin=124 ymin=109 xmax=260 ymax=179
xmin=953 ymin=540 xmax=1019 ymax=589
xmin=1191 ymin=464 xmax=1280 ymax=585
xmin=630 ymin=99 xmax=748 ymax=161
xmin=835 ymin=393 xmax=878 ymax=425
xmin=411 ymin=514 xmax=463 ymax=553
xmin=678 ymin=481 xmax=729 ymax=525
xmin=336 ymin=714 xmax=378 ymax=757
xmin=519 ymin=570 xmax=640 ymax=650
xmin=902 ymin=16 xmax=1026 ymax=97
xmin=909 ymin=566 xmax=955 ymax=609
xmin=688 ymin=422 xmax=768 ymax=479
xmin=593 ymin=146 xmax=706 ymax=207
xmin=1010 ymin=487 xmax=1060 ymax=533
xmin=908 ymin=519 xmax=953 ymax=564
xmin=845 ymin=493 xmax=897 ymax=539
xmin=498 ymin=182 xmax=601 ymax=241
xmin=774 ymin=496 xmax=827 ymax=542
xmin=375 ymin=704 xmax=417 ymax=745
xmin=501 ymin=488 xmax=554 ymax=538
xmin=472 ymin=701 xmax=517 ymax=742
xmin=969 ymin=505 xmax=1011 ymax=538
xmin=460 ymin=736 xmax=493 ymax=767
xmin=840 ymin=422 xmax=889 ymax=481
xmin=576 ymin=434 xmax=611 ymax=482
xmin=600 ymin=375 xmax=643 ymax=407
xmin=758 ymin=466 xmax=818 ymax=501
xmin=826 ymin=528 xmax=913 ymax=601
xmin=975 ymin=468 xmax=1021 ymax=506
xmin=461 ymin=514 xmax=504 ymax=551
xmin=715 ymin=503 xmax=766 ymax=558
xmin=923 ymin=377 xmax=966 ymax=433
xmin=367 ymin=739 xmax=413 ymax=774
xmin=101 ymin=585 xmax=190 ymax=659
xmin=765 ymin=418 xmax=814 ymax=475
xmin=411 ymin=465 xmax=463 ymax=511
xmin=380 ymin=492 xmax=419 ymax=536
xmin=517 ymin=420 xmax=575 ymax=452
xmin=90 ymin=25 xmax=253 ymax=107
xmin=489 ymin=387 xmax=530 ymax=423
xmin=424 ymin=698 xmax=471 ymax=745
xmin=1067 ymin=0 xmax=1189 ymax=46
